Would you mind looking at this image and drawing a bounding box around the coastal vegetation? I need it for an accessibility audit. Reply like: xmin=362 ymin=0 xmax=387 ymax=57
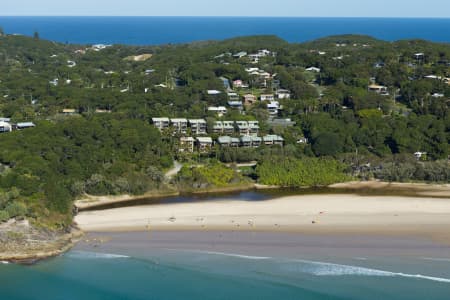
xmin=257 ymin=157 xmax=350 ymax=187
xmin=0 ymin=31 xmax=448 ymax=232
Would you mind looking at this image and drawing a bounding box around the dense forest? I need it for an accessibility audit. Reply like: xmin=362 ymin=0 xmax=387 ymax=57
xmin=0 ymin=30 xmax=448 ymax=228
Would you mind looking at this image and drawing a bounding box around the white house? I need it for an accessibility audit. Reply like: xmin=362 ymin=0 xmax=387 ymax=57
xmin=208 ymin=106 xmax=228 ymax=117
xmin=16 ymin=122 xmax=36 ymax=130
xmin=189 ymin=119 xmax=207 ymax=135
xmin=306 ymin=67 xmax=321 ymax=73
xmin=267 ymin=101 xmax=280 ymax=115
xmin=207 ymin=90 xmax=222 ymax=95
xmin=276 ymin=89 xmax=291 ymax=99
xmin=260 ymin=94 xmax=275 ymax=101
xmin=152 ymin=117 xmax=170 ymax=131
xmin=170 ymin=118 xmax=188 ymax=134
xmin=0 ymin=121 xmax=12 ymax=133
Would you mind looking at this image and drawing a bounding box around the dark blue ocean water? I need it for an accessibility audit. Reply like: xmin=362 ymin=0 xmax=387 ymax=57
xmin=0 ymin=17 xmax=449 ymax=45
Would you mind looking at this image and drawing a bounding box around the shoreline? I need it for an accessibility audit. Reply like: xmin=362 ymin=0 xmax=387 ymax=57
xmin=74 ymin=181 xmax=450 ymax=210
xmin=75 ymin=193 xmax=450 ymax=244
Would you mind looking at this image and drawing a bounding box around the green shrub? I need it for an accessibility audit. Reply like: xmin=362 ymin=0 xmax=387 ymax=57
xmin=0 ymin=210 xmax=9 ymax=222
xmin=5 ymin=202 xmax=27 ymax=218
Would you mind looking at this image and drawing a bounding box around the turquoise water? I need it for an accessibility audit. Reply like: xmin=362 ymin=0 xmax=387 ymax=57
xmin=1 ymin=249 xmax=450 ymax=300
xmin=0 ymin=17 xmax=450 ymax=45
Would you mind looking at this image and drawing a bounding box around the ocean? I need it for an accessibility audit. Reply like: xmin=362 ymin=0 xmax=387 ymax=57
xmin=0 ymin=17 xmax=449 ymax=45
xmin=2 ymin=230 xmax=450 ymax=300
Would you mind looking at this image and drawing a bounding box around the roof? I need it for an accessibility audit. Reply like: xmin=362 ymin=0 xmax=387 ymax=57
xmin=263 ymin=135 xmax=284 ymax=142
xmin=170 ymin=118 xmax=188 ymax=123
xmin=17 ymin=122 xmax=35 ymax=127
xmin=240 ymin=136 xmax=252 ymax=142
xmin=62 ymin=109 xmax=76 ymax=113
xmin=228 ymin=101 xmax=243 ymax=106
xmin=208 ymin=106 xmax=227 ymax=111
xmin=189 ymin=119 xmax=206 ymax=124
xmin=196 ymin=137 xmax=213 ymax=143
xmin=368 ymin=84 xmax=387 ymax=89
xmin=251 ymin=136 xmax=262 ymax=142
xmin=218 ymin=136 xmax=232 ymax=144
xmin=0 ymin=118 xmax=11 ymax=122
xmin=152 ymin=117 xmax=170 ymax=122
xmin=180 ymin=137 xmax=195 ymax=142
xmin=207 ymin=90 xmax=222 ymax=95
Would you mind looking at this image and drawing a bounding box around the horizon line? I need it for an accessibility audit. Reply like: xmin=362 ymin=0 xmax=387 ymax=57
xmin=0 ymin=15 xmax=450 ymax=19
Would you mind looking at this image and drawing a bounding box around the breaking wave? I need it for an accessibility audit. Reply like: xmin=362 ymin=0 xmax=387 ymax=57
xmin=66 ymin=250 xmax=130 ymax=260
xmin=292 ymin=259 xmax=450 ymax=283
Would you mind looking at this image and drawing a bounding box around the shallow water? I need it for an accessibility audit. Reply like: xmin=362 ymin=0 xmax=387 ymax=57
xmin=2 ymin=246 xmax=450 ymax=300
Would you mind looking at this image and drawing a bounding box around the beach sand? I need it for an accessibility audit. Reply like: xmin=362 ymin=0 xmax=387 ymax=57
xmin=75 ymin=194 xmax=450 ymax=243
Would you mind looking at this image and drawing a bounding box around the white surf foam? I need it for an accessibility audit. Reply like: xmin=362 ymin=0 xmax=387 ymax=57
xmin=422 ymin=257 xmax=450 ymax=263
xmin=166 ymin=249 xmax=270 ymax=260
xmin=292 ymin=259 xmax=450 ymax=283
xmin=67 ymin=250 xmax=129 ymax=260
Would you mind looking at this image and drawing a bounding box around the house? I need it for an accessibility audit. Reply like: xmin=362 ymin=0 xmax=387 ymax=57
xmin=16 ymin=122 xmax=36 ymax=130
xmin=263 ymin=135 xmax=284 ymax=146
xmin=62 ymin=108 xmax=77 ymax=115
xmin=196 ymin=137 xmax=213 ymax=153
xmin=248 ymin=54 xmax=260 ymax=63
xmin=217 ymin=136 xmax=240 ymax=147
xmin=227 ymin=92 xmax=239 ymax=101
xmin=232 ymin=80 xmax=244 ymax=88
xmin=258 ymin=49 xmax=271 ymax=56
xmin=0 ymin=121 xmax=12 ymax=133
xmin=267 ymin=118 xmax=296 ymax=127
xmin=228 ymin=100 xmax=243 ymax=109
xmin=207 ymin=106 xmax=228 ymax=117
xmin=245 ymin=67 xmax=259 ymax=73
xmin=189 ymin=119 xmax=207 ymax=135
xmin=95 ymin=109 xmax=112 ymax=113
xmin=213 ymin=121 xmax=224 ymax=134
xmin=432 ymin=93 xmax=444 ymax=98
xmin=424 ymin=75 xmax=442 ymax=80
xmin=240 ymin=135 xmax=253 ymax=148
xmin=414 ymin=151 xmax=427 ymax=160
xmin=258 ymin=71 xmax=272 ymax=79
xmin=297 ymin=137 xmax=308 ymax=144
xmin=414 ymin=53 xmax=425 ymax=60
xmin=243 ymin=94 xmax=257 ymax=106
xmin=171 ymin=118 xmax=188 ymax=134
xmin=276 ymin=89 xmax=291 ymax=99
xmin=236 ymin=121 xmax=249 ymax=135
xmin=91 ymin=44 xmax=112 ymax=51
xmin=267 ymin=101 xmax=280 ymax=115
xmin=248 ymin=121 xmax=259 ymax=136
xmin=179 ymin=137 xmax=195 ymax=153
xmin=152 ymin=117 xmax=170 ymax=131
xmin=207 ymin=90 xmax=222 ymax=95
xmin=49 ymin=78 xmax=59 ymax=86
xmin=67 ymin=60 xmax=76 ymax=68
xmin=368 ymin=84 xmax=389 ymax=95
xmin=233 ymin=51 xmax=247 ymax=58
xmin=223 ymin=121 xmax=235 ymax=134
xmin=251 ymin=136 xmax=262 ymax=147
xmin=220 ymin=77 xmax=231 ymax=90
xmin=260 ymin=94 xmax=275 ymax=101
xmin=217 ymin=136 xmax=232 ymax=147
xmin=306 ymin=67 xmax=321 ymax=73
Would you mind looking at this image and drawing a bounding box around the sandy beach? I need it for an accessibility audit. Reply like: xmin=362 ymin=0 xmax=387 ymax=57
xmin=75 ymin=194 xmax=450 ymax=243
